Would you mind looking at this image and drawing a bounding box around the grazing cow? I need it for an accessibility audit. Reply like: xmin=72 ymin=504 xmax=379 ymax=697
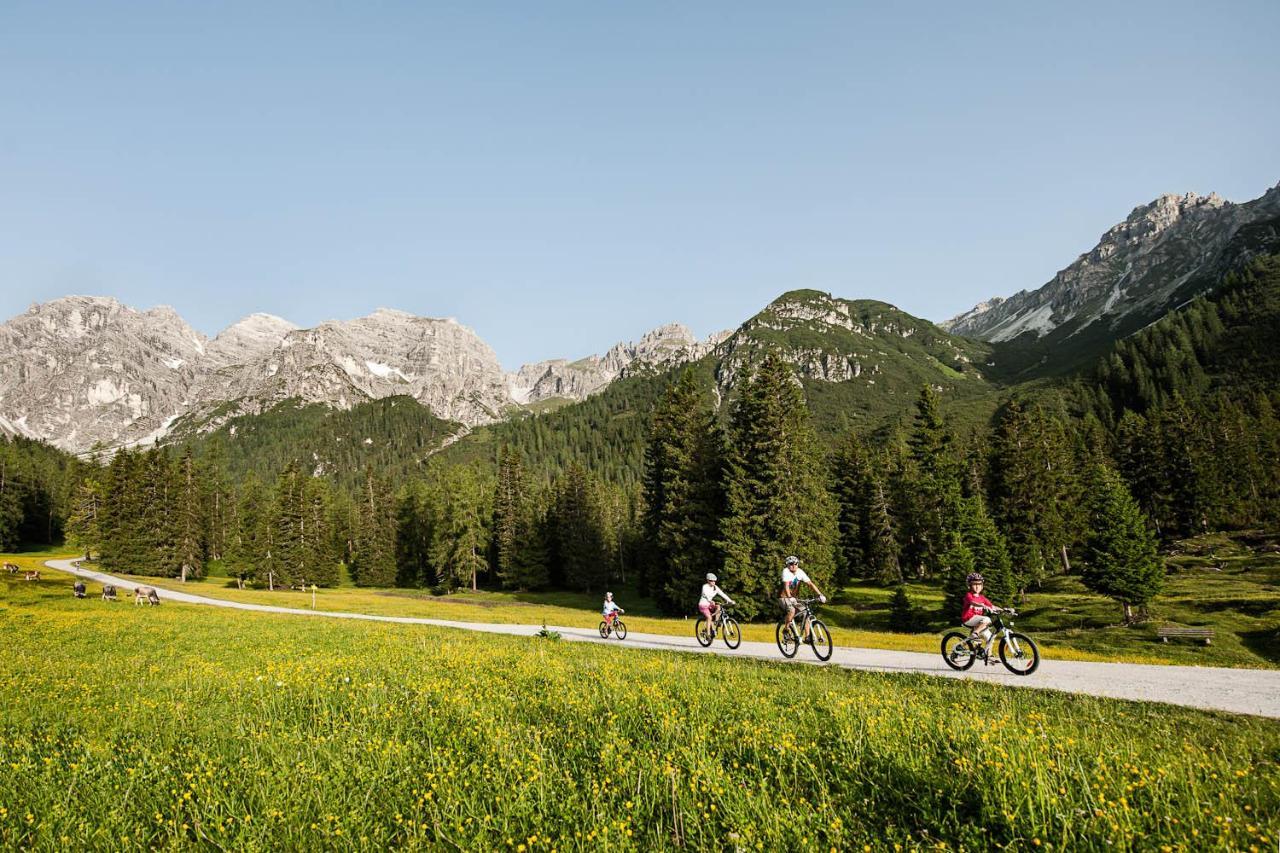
xmin=73 ymin=581 xmax=86 ymax=599
xmin=134 ymin=586 xmax=160 ymax=606
xmin=23 ymin=570 xmax=40 ymax=581
xmin=3 ymin=562 xmax=19 ymax=574
xmin=102 ymin=584 xmax=118 ymax=601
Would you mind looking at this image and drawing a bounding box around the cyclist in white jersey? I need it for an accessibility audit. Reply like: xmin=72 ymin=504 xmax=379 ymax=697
xmin=698 ymin=573 xmax=735 ymax=625
xmin=780 ymin=555 xmax=825 ymax=639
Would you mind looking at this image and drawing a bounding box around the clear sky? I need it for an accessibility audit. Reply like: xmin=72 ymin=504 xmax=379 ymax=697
xmin=2 ymin=2 xmax=1277 ymax=369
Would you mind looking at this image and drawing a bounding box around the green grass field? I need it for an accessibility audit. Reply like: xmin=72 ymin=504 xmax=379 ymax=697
xmin=83 ymin=531 xmax=1280 ymax=669
xmin=2 ymin=558 xmax=1279 ymax=850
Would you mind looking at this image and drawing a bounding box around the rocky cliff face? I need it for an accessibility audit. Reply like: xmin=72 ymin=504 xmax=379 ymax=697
xmin=0 ymin=297 xmax=720 ymax=453
xmin=0 ymin=297 xmax=207 ymax=452
xmin=945 ymin=185 xmax=1280 ymax=344
xmin=0 ymin=302 xmax=516 ymax=453
xmin=509 ymin=323 xmax=728 ymax=405
xmin=193 ymin=309 xmax=513 ymax=430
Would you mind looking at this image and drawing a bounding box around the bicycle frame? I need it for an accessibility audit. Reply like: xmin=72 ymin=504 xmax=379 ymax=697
xmin=783 ymin=598 xmax=818 ymax=637
xmin=972 ymin=612 xmax=1022 ymax=657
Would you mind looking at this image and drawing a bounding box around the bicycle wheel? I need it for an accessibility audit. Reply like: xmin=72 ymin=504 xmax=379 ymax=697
xmin=695 ymin=618 xmax=713 ymax=647
xmin=614 ymin=619 xmax=628 ymax=640
xmin=941 ymin=632 xmax=977 ymax=671
xmin=722 ymin=617 xmax=741 ymax=649
xmin=599 ymin=621 xmax=610 ymax=639
xmin=776 ymin=622 xmax=799 ymax=658
xmin=810 ymin=619 xmax=832 ymax=661
xmin=999 ymin=632 xmax=1040 ymax=675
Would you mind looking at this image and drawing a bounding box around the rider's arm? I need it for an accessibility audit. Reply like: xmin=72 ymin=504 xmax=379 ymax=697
xmin=806 ymin=579 xmax=826 ymax=602
xmin=717 ymin=588 xmax=734 ymax=605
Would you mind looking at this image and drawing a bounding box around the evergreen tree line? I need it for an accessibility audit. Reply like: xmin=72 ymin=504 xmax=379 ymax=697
xmin=0 ymin=436 xmax=85 ymax=551
xmin=638 ymin=355 xmax=1171 ymax=624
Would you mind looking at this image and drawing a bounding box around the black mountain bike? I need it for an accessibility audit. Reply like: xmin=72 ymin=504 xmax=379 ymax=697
xmin=941 ymin=609 xmax=1040 ymax=675
xmin=695 ymin=605 xmax=742 ymax=649
xmin=599 ymin=615 xmax=627 ymax=640
xmin=776 ymin=598 xmax=833 ymax=661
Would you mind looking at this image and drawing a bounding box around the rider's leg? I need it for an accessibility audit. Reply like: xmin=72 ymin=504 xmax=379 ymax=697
xmin=964 ymin=615 xmax=992 ymax=643
xmin=699 ymin=603 xmax=713 ymax=636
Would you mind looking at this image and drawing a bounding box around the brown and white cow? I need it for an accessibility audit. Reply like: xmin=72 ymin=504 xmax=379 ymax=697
xmin=3 ymin=562 xmax=19 ymax=574
xmin=23 ymin=570 xmax=40 ymax=581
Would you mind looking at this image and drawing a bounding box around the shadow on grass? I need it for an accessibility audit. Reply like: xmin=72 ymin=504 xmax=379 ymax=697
xmin=1238 ymin=627 xmax=1280 ymax=665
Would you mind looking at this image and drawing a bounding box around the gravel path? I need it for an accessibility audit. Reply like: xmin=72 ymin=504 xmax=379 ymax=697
xmin=46 ymin=559 xmax=1280 ymax=719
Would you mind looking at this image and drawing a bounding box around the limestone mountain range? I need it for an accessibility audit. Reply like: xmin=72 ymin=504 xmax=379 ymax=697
xmin=0 ymin=296 xmax=728 ymax=454
xmin=3 ymin=179 xmax=1277 ymax=455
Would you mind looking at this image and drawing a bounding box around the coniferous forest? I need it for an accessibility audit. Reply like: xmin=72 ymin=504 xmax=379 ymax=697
xmin=5 ymin=254 xmax=1279 ymax=624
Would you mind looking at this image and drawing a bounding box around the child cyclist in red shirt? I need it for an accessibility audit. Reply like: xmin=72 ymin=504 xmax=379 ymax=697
xmin=961 ymin=572 xmax=1007 ymax=644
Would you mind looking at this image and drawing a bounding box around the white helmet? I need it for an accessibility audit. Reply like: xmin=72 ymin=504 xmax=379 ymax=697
xmin=705 ymin=573 xmax=717 ymax=582
xmin=785 ymin=555 xmax=800 ymax=566
xmin=605 ymin=591 xmax=613 ymax=598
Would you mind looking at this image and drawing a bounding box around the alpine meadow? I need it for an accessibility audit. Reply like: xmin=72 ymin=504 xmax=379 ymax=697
xmin=3 ymin=3 xmax=1280 ymax=851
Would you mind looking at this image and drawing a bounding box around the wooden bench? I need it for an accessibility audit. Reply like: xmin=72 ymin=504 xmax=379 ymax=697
xmin=1157 ymin=627 xmax=1215 ymax=646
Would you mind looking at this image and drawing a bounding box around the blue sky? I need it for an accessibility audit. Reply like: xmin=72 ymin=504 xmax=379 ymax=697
xmin=2 ymin=2 xmax=1277 ymax=369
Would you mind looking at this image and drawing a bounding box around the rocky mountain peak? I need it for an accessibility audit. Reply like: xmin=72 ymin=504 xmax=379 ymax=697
xmin=204 ymin=313 xmax=298 ymax=370
xmin=943 ymin=181 xmax=1278 ymax=344
xmin=510 ymin=322 xmax=722 ymax=406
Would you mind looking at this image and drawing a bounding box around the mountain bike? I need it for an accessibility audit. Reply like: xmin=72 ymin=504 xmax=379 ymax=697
xmin=776 ymin=598 xmax=832 ymax=661
xmin=695 ymin=605 xmax=742 ymax=649
xmin=941 ymin=609 xmax=1040 ymax=675
xmin=599 ymin=614 xmax=628 ymax=640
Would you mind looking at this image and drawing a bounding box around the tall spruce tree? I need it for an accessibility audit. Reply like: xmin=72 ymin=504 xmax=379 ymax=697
xmin=431 ymin=465 xmax=491 ymax=591
xmin=1081 ymin=465 xmax=1165 ymax=624
xmin=641 ymin=369 xmax=726 ymax=614
xmin=864 ymin=466 xmax=902 ymax=584
xmin=171 ymin=450 xmax=205 ymax=581
xmin=228 ymin=472 xmax=268 ymax=587
xmin=953 ymin=493 xmax=1013 ymax=604
xmin=902 ymin=385 xmax=961 ymax=578
xmin=718 ymin=353 xmax=839 ymax=619
xmin=940 ymin=530 xmax=977 ymax=621
xmin=352 ymin=467 xmax=397 ymax=587
xmin=548 ymin=463 xmax=610 ymax=593
xmin=832 ymin=431 xmax=871 ymax=584
xmin=65 ymin=476 xmax=103 ymax=561
xmin=989 ymin=399 xmax=1078 ymax=594
xmin=492 ymin=446 xmax=528 ymax=588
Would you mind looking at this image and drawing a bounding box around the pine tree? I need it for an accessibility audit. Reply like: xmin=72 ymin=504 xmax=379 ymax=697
xmin=302 ymin=477 xmax=339 ymax=586
xmin=718 ymin=353 xmax=839 ymax=619
xmin=954 ymin=493 xmax=1014 ymax=604
xmin=832 ymin=430 xmax=870 ymax=583
xmin=989 ymin=399 xmax=1078 ymax=594
xmin=940 ymin=531 xmax=976 ymax=621
xmin=431 ymin=465 xmax=491 ymax=591
xmin=902 ymin=385 xmax=961 ymax=578
xmin=65 ymin=476 xmax=103 ymax=560
xmin=864 ymin=466 xmax=902 ymax=584
xmin=548 ymin=463 xmax=609 ymax=593
xmin=889 ymin=585 xmax=920 ymax=632
xmin=172 ymin=450 xmax=205 ymax=582
xmin=0 ymin=452 xmax=24 ymax=551
xmin=395 ymin=480 xmax=437 ymax=587
xmin=641 ymin=369 xmax=726 ymax=614
xmin=352 ymin=468 xmax=397 ymax=587
xmin=492 ymin=446 xmax=528 ymax=588
xmin=1081 ymin=465 xmax=1165 ymax=624
xmin=228 ymin=472 xmax=268 ymax=587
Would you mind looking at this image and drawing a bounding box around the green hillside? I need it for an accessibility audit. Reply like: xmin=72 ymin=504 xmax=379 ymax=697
xmin=170 ymin=396 xmax=460 ymax=490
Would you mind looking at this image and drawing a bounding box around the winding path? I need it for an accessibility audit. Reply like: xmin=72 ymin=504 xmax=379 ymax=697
xmin=46 ymin=559 xmax=1280 ymax=720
